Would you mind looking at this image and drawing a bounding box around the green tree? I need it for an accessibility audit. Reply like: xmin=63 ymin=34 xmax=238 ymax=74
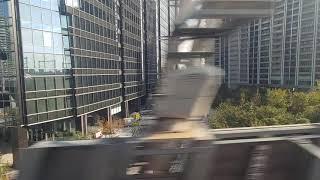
xmin=288 ymin=92 xmax=308 ymax=115
xmin=307 ymin=91 xmax=320 ymax=106
xmin=303 ymin=105 xmax=320 ymax=123
xmin=274 ymin=111 xmax=296 ymax=125
xmin=293 ymin=117 xmax=310 ymax=124
xmin=240 ymin=88 xmax=249 ymax=105
xmin=251 ymin=89 xmax=262 ymax=106
xmin=266 ymin=89 xmax=289 ymax=108
xmin=255 ymin=105 xmax=282 ymax=125
xmin=209 ymin=103 xmax=257 ymax=128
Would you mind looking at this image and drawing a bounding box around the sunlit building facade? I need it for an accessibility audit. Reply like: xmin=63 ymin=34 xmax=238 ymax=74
xmin=0 ymin=0 xmax=169 ymax=140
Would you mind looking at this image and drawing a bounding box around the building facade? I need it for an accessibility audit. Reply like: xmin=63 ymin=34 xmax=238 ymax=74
xmin=0 ymin=0 xmax=169 ymax=140
xmin=215 ymin=0 xmax=320 ymax=88
xmin=157 ymin=0 xmax=175 ymax=70
xmin=0 ymin=0 xmax=20 ymax=129
xmin=145 ymin=0 xmax=157 ymax=94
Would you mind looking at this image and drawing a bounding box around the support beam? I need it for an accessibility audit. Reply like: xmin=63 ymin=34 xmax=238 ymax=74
xmin=192 ymin=9 xmax=274 ymax=19
xmin=167 ymin=52 xmax=216 ymax=58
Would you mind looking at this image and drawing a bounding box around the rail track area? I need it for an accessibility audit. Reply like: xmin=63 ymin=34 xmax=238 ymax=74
xmin=18 ymin=123 xmax=320 ymax=180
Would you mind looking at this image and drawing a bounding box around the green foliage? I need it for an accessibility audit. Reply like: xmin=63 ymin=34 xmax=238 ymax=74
xmin=251 ymin=89 xmax=262 ymax=106
xmin=209 ymin=87 xmax=320 ymax=129
xmin=303 ymin=105 xmax=320 ymax=123
xmin=288 ymin=92 xmax=308 ymax=114
xmin=0 ymin=154 xmax=10 ymax=180
xmin=266 ymin=89 xmax=289 ymax=108
xmin=307 ymin=91 xmax=320 ymax=106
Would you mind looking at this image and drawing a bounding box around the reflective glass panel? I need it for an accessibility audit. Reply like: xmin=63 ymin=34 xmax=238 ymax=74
xmin=45 ymin=77 xmax=55 ymax=89
xmin=19 ymin=3 xmax=31 ymax=28
xmin=56 ymin=97 xmax=65 ymax=109
xmin=21 ymin=28 xmax=33 ymax=52
xmin=55 ymin=54 xmax=63 ymax=71
xmin=53 ymin=33 xmax=63 ymax=54
xmin=55 ymin=77 xmax=64 ymax=89
xmin=42 ymin=9 xmax=52 ymax=31
xmin=23 ymin=53 xmax=35 ymax=69
xmin=37 ymin=99 xmax=47 ymax=112
xmin=34 ymin=53 xmax=45 ymax=73
xmin=43 ymin=32 xmax=53 ymax=48
xmin=33 ymin=30 xmax=44 ymax=53
xmin=30 ymin=0 xmax=41 ymax=7
xmin=25 ymin=78 xmax=35 ymax=91
xmin=51 ymin=0 xmax=58 ymax=10
xmin=31 ymin=6 xmax=42 ymax=30
xmin=35 ymin=77 xmax=45 ymax=90
xmin=44 ymin=54 xmax=55 ymax=72
xmin=41 ymin=0 xmax=51 ymax=9
xmin=47 ymin=98 xmax=56 ymax=111
xmin=26 ymin=101 xmax=37 ymax=114
xmin=52 ymin=12 xmax=61 ymax=32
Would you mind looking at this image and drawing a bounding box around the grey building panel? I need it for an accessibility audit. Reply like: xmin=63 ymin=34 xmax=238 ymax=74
xmin=215 ymin=0 xmax=320 ymax=88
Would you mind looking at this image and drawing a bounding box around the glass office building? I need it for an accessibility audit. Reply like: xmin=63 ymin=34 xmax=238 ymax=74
xmin=66 ymin=0 xmax=122 ymax=124
xmin=120 ymin=0 xmax=144 ymax=116
xmin=145 ymin=0 xmax=157 ymax=94
xmin=0 ymin=0 xmax=165 ymax=140
xmin=19 ymin=0 xmax=74 ymax=127
xmin=215 ymin=0 xmax=320 ymax=88
xmin=0 ymin=0 xmax=20 ymax=129
xmin=157 ymin=0 xmax=175 ymax=69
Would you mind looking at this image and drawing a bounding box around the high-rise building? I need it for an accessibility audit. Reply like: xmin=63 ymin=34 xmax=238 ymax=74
xmin=157 ymin=0 xmax=175 ymax=70
xmin=119 ymin=0 xmax=144 ymax=116
xmin=0 ymin=0 xmax=20 ymax=128
xmin=144 ymin=0 xmax=157 ymax=94
xmin=0 ymin=0 xmax=169 ymax=140
xmin=215 ymin=0 xmax=320 ymax=88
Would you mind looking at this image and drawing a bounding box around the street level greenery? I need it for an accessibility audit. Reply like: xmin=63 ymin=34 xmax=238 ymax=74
xmin=209 ymin=85 xmax=320 ymax=128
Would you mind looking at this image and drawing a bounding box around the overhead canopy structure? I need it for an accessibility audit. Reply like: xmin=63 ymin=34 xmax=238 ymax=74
xmin=154 ymin=0 xmax=278 ymax=119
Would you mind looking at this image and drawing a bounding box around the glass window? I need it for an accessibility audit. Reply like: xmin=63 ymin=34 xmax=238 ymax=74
xmin=66 ymin=96 xmax=72 ymax=107
xmin=53 ymin=33 xmax=63 ymax=54
xmin=25 ymin=78 xmax=35 ymax=91
xmin=45 ymin=77 xmax=55 ymax=89
xmin=61 ymin=15 xmax=68 ymax=28
xmin=41 ymin=0 xmax=51 ymax=9
xmin=35 ymin=77 xmax=45 ymax=90
xmin=30 ymin=0 xmax=41 ymax=7
xmin=43 ymin=32 xmax=53 ymax=48
xmin=37 ymin=99 xmax=47 ymax=112
xmin=42 ymin=9 xmax=52 ymax=31
xmin=72 ymin=0 xmax=79 ymax=7
xmin=33 ymin=30 xmax=44 ymax=53
xmin=34 ymin=53 xmax=44 ymax=72
xmin=62 ymin=35 xmax=69 ymax=49
xmin=55 ymin=55 xmax=64 ymax=71
xmin=51 ymin=0 xmax=58 ymax=11
xmin=26 ymin=100 xmax=37 ymax=114
xmin=64 ymin=77 xmax=71 ymax=88
xmin=19 ymin=4 xmax=31 ymax=28
xmin=31 ymin=6 xmax=42 ymax=29
xmin=52 ymin=12 xmax=61 ymax=32
xmin=23 ymin=53 xmax=35 ymax=69
xmin=44 ymin=54 xmax=54 ymax=71
xmin=21 ymin=28 xmax=33 ymax=52
xmin=64 ymin=55 xmax=71 ymax=69
xmin=55 ymin=77 xmax=64 ymax=89
xmin=57 ymin=97 xmax=65 ymax=109
xmin=47 ymin=98 xmax=56 ymax=111
xmin=20 ymin=0 xmax=30 ymax=4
